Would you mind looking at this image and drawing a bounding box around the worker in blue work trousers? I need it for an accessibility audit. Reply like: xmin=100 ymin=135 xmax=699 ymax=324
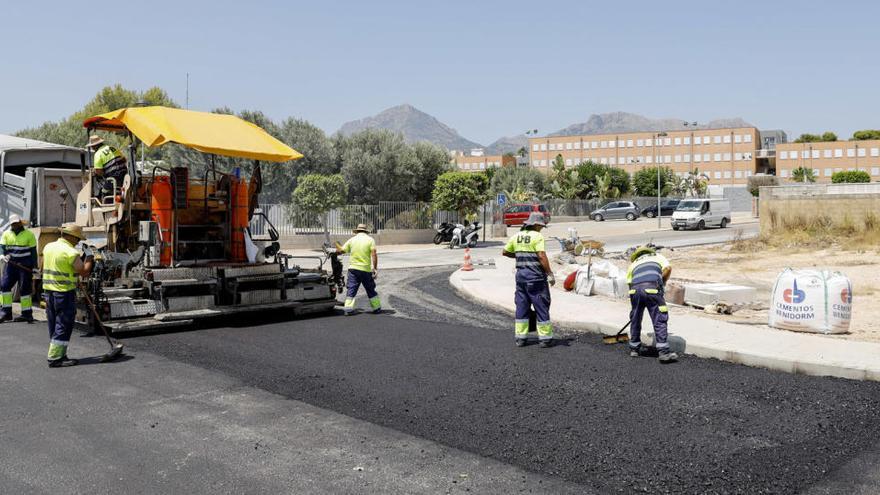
xmin=335 ymin=223 xmax=381 ymax=315
xmin=1 ymin=214 xmax=38 ymax=323
xmin=502 ymin=212 xmax=555 ymax=347
xmin=626 ymin=245 xmax=678 ymax=363
xmin=42 ymin=223 xmax=94 ymax=367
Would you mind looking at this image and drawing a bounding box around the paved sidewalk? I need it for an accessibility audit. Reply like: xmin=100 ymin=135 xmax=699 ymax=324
xmin=451 ymin=256 xmax=880 ymax=382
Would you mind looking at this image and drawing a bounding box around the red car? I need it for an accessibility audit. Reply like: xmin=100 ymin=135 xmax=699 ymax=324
xmin=503 ymin=203 xmax=551 ymax=227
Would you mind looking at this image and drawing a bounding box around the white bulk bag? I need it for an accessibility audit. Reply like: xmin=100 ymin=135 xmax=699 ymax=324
xmin=769 ymin=269 xmax=852 ymax=334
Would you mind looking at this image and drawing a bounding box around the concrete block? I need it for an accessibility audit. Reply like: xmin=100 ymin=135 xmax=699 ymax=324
xmin=665 ymin=282 xmax=686 ymax=305
xmin=683 ymin=283 xmax=756 ymax=307
xmin=590 ymin=275 xmax=628 ymax=298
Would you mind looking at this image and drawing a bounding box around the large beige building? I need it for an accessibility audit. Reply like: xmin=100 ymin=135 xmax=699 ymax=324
xmin=527 ymin=127 xmax=762 ymax=185
xmin=453 ymin=153 xmax=515 ymax=172
xmin=774 ymin=140 xmax=880 ymax=182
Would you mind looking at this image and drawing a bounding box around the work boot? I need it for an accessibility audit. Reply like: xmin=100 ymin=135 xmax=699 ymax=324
xmin=629 ymin=344 xmax=642 ymax=357
xmin=515 ymin=338 xmax=526 ymax=347
xmin=48 ymin=356 xmax=78 ymax=368
xmin=0 ymin=313 xmax=11 ymax=323
xmin=658 ymin=351 xmax=679 ymax=363
xmin=539 ymin=339 xmax=553 ymax=348
xmin=13 ymin=314 xmax=34 ymax=323
xmin=371 ymin=308 xmax=382 ymax=314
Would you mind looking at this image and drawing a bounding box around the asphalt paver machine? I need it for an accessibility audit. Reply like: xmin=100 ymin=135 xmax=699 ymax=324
xmin=76 ymin=106 xmax=338 ymax=332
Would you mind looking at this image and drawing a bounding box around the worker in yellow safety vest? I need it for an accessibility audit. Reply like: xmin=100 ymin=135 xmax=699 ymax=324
xmin=42 ymin=223 xmax=94 ymax=368
xmin=1 ymin=214 xmax=37 ymax=323
xmin=335 ymin=223 xmax=381 ymax=315
xmin=502 ymin=212 xmax=556 ymax=347
xmin=86 ymin=134 xmax=128 ymax=199
xmin=626 ymin=245 xmax=678 ymax=363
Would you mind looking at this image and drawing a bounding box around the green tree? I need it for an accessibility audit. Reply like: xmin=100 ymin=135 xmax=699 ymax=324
xmin=790 ymin=166 xmax=817 ymax=183
xmin=410 ymin=141 xmax=454 ymax=202
xmin=335 ymin=129 xmax=419 ymax=203
xmin=747 ymin=175 xmax=780 ymax=197
xmin=490 ymin=166 xmax=545 ymax=200
xmin=291 ymin=174 xmax=348 ymax=241
xmin=682 ymin=168 xmax=710 ymax=197
xmin=852 ymin=129 xmax=880 ymax=141
xmin=544 ymin=157 xmax=586 ymax=199
xmin=594 ymin=171 xmax=621 ymax=201
xmin=831 ymin=170 xmax=871 ymax=183
xmin=431 ymin=172 xmax=489 ymax=217
xmin=632 ymin=166 xmax=676 ymax=197
xmin=794 ymin=132 xmax=838 ymax=143
xmin=575 ymin=161 xmax=630 ymax=198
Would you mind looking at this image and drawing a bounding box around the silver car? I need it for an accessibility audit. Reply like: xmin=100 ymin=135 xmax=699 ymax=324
xmin=590 ymin=201 xmax=640 ymax=221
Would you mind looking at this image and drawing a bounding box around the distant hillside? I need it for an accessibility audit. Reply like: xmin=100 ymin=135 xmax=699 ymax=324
xmin=485 ymin=134 xmax=528 ymax=155
xmin=338 ymin=104 xmax=482 ymax=152
xmin=551 ymin=111 xmax=752 ymax=136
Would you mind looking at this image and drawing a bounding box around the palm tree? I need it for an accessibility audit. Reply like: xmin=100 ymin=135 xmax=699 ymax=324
xmin=791 ymin=166 xmax=817 ymax=183
xmin=594 ymin=171 xmax=620 ymax=201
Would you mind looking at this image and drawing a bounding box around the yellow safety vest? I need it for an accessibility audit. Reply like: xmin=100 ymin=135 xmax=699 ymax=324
xmin=42 ymin=238 xmax=79 ymax=292
xmin=342 ymin=233 xmax=376 ymax=272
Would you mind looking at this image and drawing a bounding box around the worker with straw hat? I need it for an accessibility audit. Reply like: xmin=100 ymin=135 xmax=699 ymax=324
xmin=86 ymin=134 xmax=128 ymax=199
xmin=42 ymin=223 xmax=94 ymax=368
xmin=335 ymin=224 xmax=381 ymax=315
xmin=1 ymin=214 xmax=37 ymax=323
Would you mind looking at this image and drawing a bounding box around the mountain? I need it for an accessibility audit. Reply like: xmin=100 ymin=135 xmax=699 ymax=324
xmin=485 ymin=134 xmax=528 ymax=155
xmin=550 ymin=111 xmax=752 ymax=137
xmin=337 ymin=104 xmax=482 ymax=152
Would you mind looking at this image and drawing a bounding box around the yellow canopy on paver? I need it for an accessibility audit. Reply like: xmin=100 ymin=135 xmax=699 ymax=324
xmin=83 ymin=106 xmax=303 ymax=163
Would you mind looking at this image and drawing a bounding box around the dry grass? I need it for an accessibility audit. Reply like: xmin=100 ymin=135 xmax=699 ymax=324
xmin=746 ymin=210 xmax=880 ymax=252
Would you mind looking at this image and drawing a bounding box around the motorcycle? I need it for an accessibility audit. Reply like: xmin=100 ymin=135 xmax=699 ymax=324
xmin=449 ymin=221 xmax=480 ymax=249
xmin=433 ymin=222 xmax=456 ymax=245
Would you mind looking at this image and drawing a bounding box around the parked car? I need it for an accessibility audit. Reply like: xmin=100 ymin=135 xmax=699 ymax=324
xmin=641 ymin=199 xmax=681 ymax=218
xmin=590 ymin=201 xmax=640 ymax=221
xmin=503 ymin=203 xmax=551 ymax=226
xmin=671 ymin=199 xmax=731 ymax=230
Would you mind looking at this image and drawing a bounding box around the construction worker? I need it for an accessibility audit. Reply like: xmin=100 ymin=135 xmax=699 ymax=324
xmin=1 ymin=214 xmax=37 ymax=323
xmin=626 ymin=245 xmax=678 ymax=363
xmin=86 ymin=135 xmax=128 ymax=199
xmin=335 ymin=223 xmax=381 ymax=315
xmin=42 ymin=223 xmax=93 ymax=368
xmin=502 ymin=212 xmax=555 ymax=347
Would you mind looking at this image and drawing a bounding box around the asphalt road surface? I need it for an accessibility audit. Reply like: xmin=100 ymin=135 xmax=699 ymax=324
xmin=115 ymin=265 xmax=880 ymax=495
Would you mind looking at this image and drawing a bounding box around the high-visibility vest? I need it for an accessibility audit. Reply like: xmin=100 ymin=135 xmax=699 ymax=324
xmin=94 ymin=145 xmax=127 ymax=176
xmin=42 ymin=238 xmax=79 ymax=293
xmin=1 ymin=228 xmax=37 ymax=263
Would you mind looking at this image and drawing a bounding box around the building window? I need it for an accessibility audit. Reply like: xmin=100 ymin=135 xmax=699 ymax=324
xmin=618 ymin=140 xmax=625 ymax=148
xmin=480 ymin=163 xmax=486 ymax=170
xmin=744 ymin=134 xmax=752 ymax=143
xmin=714 ymin=136 xmax=722 ymax=144
xmin=684 ymin=137 xmax=691 ymax=145
xmin=872 ymin=167 xmax=880 ymax=176
xmin=780 ymin=151 xmax=788 ymax=160
xmin=723 ymin=135 xmax=731 ymax=144
xmin=713 ymin=153 xmax=722 ymax=162
xmin=664 ymin=155 xmax=672 ymax=163
xmin=734 ymin=134 xmax=742 ymax=144
xmin=858 ymin=148 xmax=866 ymax=157
xmin=694 ymin=154 xmax=701 ymax=163
xmin=589 ymin=141 xmax=597 ymax=149
xmin=565 ymin=158 xmax=572 ymax=166
xmin=636 ymin=139 xmax=644 ymax=147
xmin=694 ymin=136 xmax=702 ymax=145
xmin=780 ymin=169 xmax=788 ymax=178
xmin=664 ymin=137 xmax=672 ymax=146
xmin=734 ymin=152 xmax=743 ymax=161
xmin=871 ymin=148 xmax=879 ymax=157
xmin=702 ymin=153 xmax=709 ymax=162
xmin=723 ymin=153 xmax=731 ymax=161
xmin=824 ymin=168 xmax=832 ymax=177
xmin=674 ymin=155 xmax=682 ymax=163
xmin=574 ymin=142 xmax=581 ymax=150
xmin=645 ymin=138 xmax=653 ymax=147
xmin=674 ymin=137 xmax=682 ymax=146
xmin=541 ymin=160 xmax=547 ymax=167
xmin=540 ymin=143 xmax=547 ymax=151
xmin=811 ymin=150 xmax=820 ymax=159
xmin=532 ymin=144 xmax=539 ymax=152
xmin=532 ymin=160 xmax=539 ymax=167
xmin=565 ymin=142 xmax=572 ymax=150
xmin=801 ymin=150 xmax=809 ymax=159
xmin=723 ymin=171 xmax=732 ymax=179
xmin=714 ymin=171 xmax=722 ymax=179
xmin=626 ymin=139 xmax=634 ymax=147
xmin=600 ymin=141 xmax=607 ymax=148
xmin=823 ymin=149 xmax=832 ymax=158
xmin=684 ymin=154 xmax=691 ymax=162
xmin=735 ymin=171 xmax=742 ymax=178
xmin=847 ymin=148 xmax=855 ymax=157
xmin=746 ymin=171 xmax=753 ymax=177
xmin=646 ymin=156 xmax=653 ymax=164
xmin=834 ymin=149 xmax=843 ymax=158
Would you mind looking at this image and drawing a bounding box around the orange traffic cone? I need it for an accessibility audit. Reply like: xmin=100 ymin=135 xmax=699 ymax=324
xmin=461 ymin=247 xmax=474 ymax=271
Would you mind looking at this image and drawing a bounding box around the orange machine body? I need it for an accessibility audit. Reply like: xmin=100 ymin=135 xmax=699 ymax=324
xmin=230 ymin=179 xmax=249 ymax=262
xmin=150 ymin=176 xmax=174 ymax=266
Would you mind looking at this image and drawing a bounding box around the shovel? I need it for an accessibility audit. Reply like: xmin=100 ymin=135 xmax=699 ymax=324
xmin=77 ymin=283 xmax=125 ymax=362
xmin=602 ymin=320 xmax=631 ymax=345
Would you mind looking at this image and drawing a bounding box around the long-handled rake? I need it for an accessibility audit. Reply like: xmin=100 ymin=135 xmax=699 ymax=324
xmin=77 ymin=283 xmax=125 ymax=362
xmin=602 ymin=320 xmax=631 ymax=345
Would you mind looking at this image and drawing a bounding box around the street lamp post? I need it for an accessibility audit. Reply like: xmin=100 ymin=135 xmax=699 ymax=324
xmin=654 ymin=132 xmax=668 ymax=229
xmin=684 ymin=121 xmax=697 ymax=174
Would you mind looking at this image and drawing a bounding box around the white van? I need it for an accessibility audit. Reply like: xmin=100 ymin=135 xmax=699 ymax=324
xmin=671 ymin=199 xmax=731 ymax=230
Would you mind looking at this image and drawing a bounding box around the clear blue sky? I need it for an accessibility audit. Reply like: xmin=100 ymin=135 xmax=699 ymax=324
xmin=2 ymin=0 xmax=879 ymax=145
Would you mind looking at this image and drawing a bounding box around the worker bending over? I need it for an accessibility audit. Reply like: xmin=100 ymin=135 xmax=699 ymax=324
xmin=626 ymin=245 xmax=678 ymax=363
xmin=42 ymin=223 xmax=94 ymax=368
xmin=336 ymin=223 xmax=381 ymax=315
xmin=502 ymin=212 xmax=555 ymax=347
xmin=86 ymin=135 xmax=128 ymax=200
xmin=1 ymin=214 xmax=37 ymax=323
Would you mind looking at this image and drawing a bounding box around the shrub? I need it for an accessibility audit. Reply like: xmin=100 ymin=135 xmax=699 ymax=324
xmin=831 ymin=170 xmax=871 ymax=183
xmin=747 ymin=175 xmax=779 ymax=197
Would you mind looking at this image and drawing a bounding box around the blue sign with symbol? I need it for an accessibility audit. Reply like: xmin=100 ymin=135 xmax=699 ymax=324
xmin=496 ymin=193 xmax=507 ymax=206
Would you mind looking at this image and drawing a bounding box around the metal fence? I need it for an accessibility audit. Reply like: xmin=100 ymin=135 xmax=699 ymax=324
xmin=540 ymin=197 xmax=688 ymax=217
xmin=250 ymin=202 xmax=465 ymax=236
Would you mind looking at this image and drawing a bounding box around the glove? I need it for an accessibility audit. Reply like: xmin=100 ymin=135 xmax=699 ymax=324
xmin=547 ymin=273 xmax=556 ymax=286
xmin=81 ymin=246 xmax=95 ymax=259
xmin=1 ymin=254 xmax=9 ymax=263
xmin=372 ymin=269 xmax=379 ymax=280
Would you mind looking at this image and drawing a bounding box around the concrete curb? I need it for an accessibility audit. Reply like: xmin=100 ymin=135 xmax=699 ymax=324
xmin=450 ymin=269 xmax=880 ymax=382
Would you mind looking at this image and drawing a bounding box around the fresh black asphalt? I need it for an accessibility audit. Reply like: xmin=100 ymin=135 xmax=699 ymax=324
xmin=125 ymin=268 xmax=880 ymax=494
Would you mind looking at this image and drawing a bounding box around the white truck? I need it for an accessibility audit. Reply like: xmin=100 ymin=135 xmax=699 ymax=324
xmin=671 ymin=199 xmax=731 ymax=230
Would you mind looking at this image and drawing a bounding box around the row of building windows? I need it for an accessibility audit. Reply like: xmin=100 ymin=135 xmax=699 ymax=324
xmin=458 ymin=162 xmax=500 ymax=170
xmin=778 ymin=167 xmax=880 ymax=178
xmin=532 ymin=134 xmax=753 ymax=152
xmin=778 ymin=148 xmax=880 ymax=160
xmin=532 ymin=152 xmax=753 ymax=167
